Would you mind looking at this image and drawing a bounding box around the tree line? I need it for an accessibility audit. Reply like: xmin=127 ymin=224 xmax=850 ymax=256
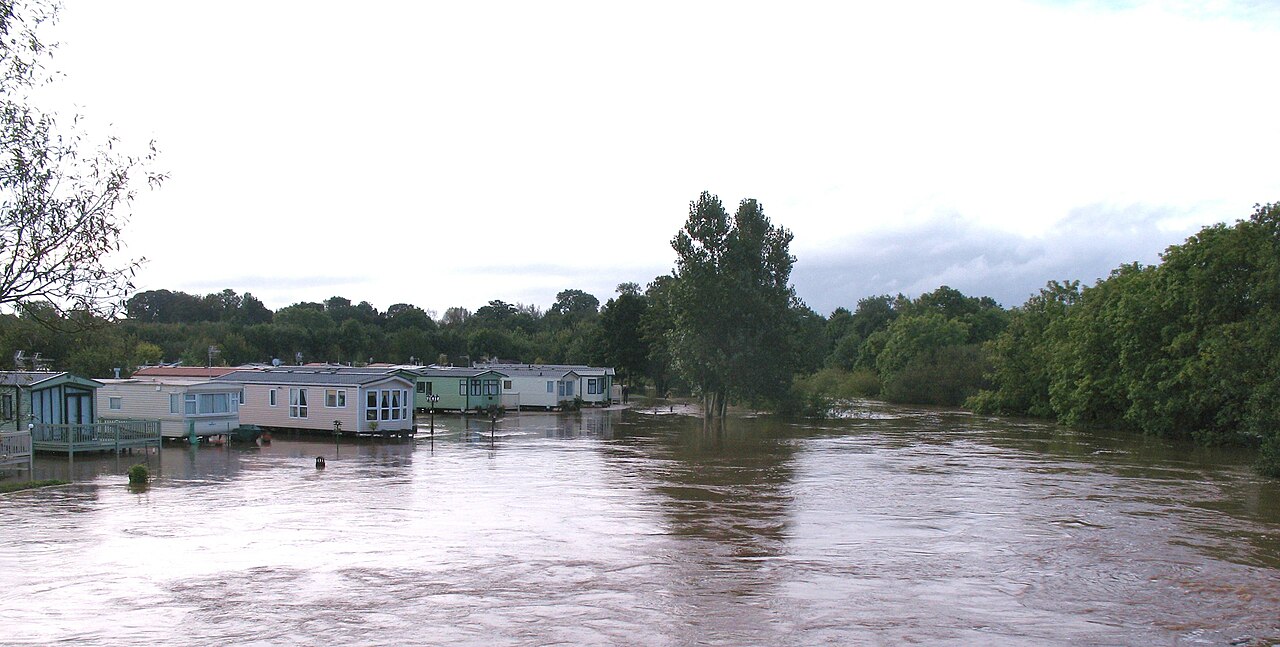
xmin=969 ymin=203 xmax=1280 ymax=476
xmin=3 ymin=2 xmax=1277 ymax=474
xmin=4 ymin=189 xmax=1278 ymax=474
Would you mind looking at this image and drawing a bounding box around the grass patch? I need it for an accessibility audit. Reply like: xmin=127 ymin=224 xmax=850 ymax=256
xmin=0 ymin=479 xmax=69 ymax=494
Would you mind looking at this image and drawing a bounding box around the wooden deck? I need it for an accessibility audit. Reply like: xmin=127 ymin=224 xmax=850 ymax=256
xmin=31 ymin=421 xmax=162 ymax=456
xmin=0 ymin=431 xmax=34 ymax=477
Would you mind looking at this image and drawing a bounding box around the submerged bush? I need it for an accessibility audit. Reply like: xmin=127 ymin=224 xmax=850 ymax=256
xmin=127 ymin=464 xmax=149 ymax=485
xmin=782 ymin=368 xmax=883 ymax=418
xmin=881 ymin=344 xmax=989 ymax=407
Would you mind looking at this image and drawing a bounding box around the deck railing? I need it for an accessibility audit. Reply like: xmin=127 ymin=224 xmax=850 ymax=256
xmin=30 ymin=420 xmax=161 ymax=455
xmin=0 ymin=430 xmax=34 ymax=475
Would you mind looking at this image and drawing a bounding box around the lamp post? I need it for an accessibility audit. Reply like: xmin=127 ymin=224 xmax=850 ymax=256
xmin=427 ymin=394 xmax=440 ymax=437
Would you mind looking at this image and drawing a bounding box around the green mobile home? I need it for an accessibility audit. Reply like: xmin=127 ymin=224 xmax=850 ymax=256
xmin=1 ymin=371 xmax=102 ymax=432
xmin=406 ymin=367 xmax=507 ymax=413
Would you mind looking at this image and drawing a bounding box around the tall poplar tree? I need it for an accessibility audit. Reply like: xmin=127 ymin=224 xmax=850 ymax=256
xmin=669 ymin=192 xmax=798 ymax=420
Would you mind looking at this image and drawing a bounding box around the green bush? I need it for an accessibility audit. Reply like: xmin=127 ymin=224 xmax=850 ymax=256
xmin=782 ymin=367 xmax=884 ymax=418
xmin=794 ymin=367 xmax=880 ymax=401
xmin=127 ymin=464 xmax=149 ymax=485
xmin=881 ymin=344 xmax=989 ymax=407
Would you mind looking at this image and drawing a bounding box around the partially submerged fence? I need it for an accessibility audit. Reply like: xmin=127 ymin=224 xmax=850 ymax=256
xmin=0 ymin=430 xmax=34 ymax=479
xmin=30 ymin=420 xmax=162 ymax=457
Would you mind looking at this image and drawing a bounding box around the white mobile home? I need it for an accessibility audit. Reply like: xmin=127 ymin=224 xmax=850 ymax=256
xmin=481 ymin=365 xmax=579 ymax=410
xmin=479 ymin=363 xmax=615 ymax=407
xmin=97 ymin=377 xmax=242 ymax=439
xmin=215 ymin=368 xmax=414 ymax=434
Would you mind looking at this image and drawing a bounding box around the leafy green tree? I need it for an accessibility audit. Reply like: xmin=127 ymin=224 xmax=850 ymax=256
xmin=881 ymin=344 xmax=988 ymax=406
xmin=600 ymin=285 xmax=650 ymax=385
xmin=472 ymin=300 xmax=518 ymax=328
xmin=968 ymin=280 xmax=1079 ymax=417
xmin=388 ymin=327 xmax=437 ymax=364
xmin=234 ymin=292 xmax=273 ymax=325
xmin=874 ymin=312 xmax=969 ymax=378
xmin=467 ymin=327 xmax=528 ymax=362
xmin=125 ymin=289 xmax=215 ymax=323
xmin=562 ymin=319 xmax=604 ymax=366
xmin=827 ymin=295 xmax=899 ymax=371
xmin=385 ymin=303 xmax=435 ymax=333
xmin=547 ymin=289 xmax=600 ymax=327
xmin=669 ymin=192 xmax=798 ymax=419
xmin=1048 ymin=263 xmax=1152 ymax=429
xmin=206 ymin=289 xmax=242 ymax=321
xmin=0 ymin=1 xmax=165 ymax=321
xmin=130 ymin=341 xmax=164 ymax=368
xmin=336 ymin=319 xmax=371 ymax=363
xmin=440 ymin=307 xmax=471 ymax=327
xmin=640 ymin=275 xmax=679 ymax=396
xmin=791 ymin=305 xmax=828 ymax=375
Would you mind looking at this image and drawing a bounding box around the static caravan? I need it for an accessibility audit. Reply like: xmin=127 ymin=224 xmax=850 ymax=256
xmin=0 ymin=371 xmax=101 ymax=431
xmin=215 ymin=368 xmax=414 ymax=434
xmin=483 ymin=365 xmax=579 ymax=410
xmin=96 ymin=377 xmax=242 ymax=439
xmin=405 ymin=367 xmax=507 ymax=413
xmin=478 ymin=363 xmax=615 ymax=407
xmin=569 ymin=366 xmax=615 ymax=406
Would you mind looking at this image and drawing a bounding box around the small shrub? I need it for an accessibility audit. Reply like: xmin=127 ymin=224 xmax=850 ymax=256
xmin=1259 ymin=433 xmax=1280 ymax=478
xmin=127 ymin=464 xmax=149 ymax=485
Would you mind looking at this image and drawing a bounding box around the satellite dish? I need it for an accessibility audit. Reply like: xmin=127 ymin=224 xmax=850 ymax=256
xmin=272 ymin=358 xmax=282 ymax=367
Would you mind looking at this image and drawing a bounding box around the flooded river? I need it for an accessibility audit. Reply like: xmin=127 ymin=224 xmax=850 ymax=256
xmin=2 ymin=403 xmax=1278 ymax=645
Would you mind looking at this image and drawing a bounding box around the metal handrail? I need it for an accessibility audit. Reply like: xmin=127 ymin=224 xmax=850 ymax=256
xmin=0 ymin=430 xmax=34 ymax=478
xmin=30 ymin=421 xmax=162 ymax=453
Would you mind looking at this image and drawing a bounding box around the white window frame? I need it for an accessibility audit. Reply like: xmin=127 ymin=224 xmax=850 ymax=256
xmin=108 ymin=397 xmax=123 ymax=410
xmin=325 ymin=389 xmax=346 ymax=408
xmin=269 ymin=389 xmax=277 ymax=407
xmin=289 ymin=388 xmax=308 ymax=419
xmin=366 ymin=388 xmax=411 ymax=422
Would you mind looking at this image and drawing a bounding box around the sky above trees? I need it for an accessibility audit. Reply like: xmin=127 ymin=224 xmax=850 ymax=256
xmin=32 ymin=0 xmax=1280 ymax=315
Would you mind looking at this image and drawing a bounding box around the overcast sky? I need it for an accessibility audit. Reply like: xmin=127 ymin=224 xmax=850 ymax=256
xmin=36 ymin=0 xmax=1280 ymax=316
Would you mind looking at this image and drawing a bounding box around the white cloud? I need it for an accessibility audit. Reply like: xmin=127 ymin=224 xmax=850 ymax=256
xmin=30 ymin=0 xmax=1280 ymax=313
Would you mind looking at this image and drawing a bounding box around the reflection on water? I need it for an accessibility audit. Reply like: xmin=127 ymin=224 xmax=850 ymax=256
xmin=1 ymin=405 xmax=1278 ymax=646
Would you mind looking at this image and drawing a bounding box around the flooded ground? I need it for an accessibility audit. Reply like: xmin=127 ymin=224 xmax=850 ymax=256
xmin=1 ymin=403 xmax=1277 ymax=645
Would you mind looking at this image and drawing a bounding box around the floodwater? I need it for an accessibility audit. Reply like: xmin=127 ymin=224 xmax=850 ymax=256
xmin=1 ymin=403 xmax=1278 ymax=646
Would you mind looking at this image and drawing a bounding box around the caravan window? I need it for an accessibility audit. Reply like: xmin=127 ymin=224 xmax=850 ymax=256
xmin=289 ymin=388 xmax=308 ymax=418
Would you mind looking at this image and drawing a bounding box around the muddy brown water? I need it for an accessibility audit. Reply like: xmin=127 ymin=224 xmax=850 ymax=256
xmin=1 ymin=403 xmax=1277 ymax=645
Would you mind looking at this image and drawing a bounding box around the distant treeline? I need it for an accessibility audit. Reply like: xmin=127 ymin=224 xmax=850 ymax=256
xmin=799 ymin=203 xmax=1280 ymax=474
xmin=2 ymin=203 xmax=1277 ymax=473
xmin=971 ymin=203 xmax=1280 ymax=475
